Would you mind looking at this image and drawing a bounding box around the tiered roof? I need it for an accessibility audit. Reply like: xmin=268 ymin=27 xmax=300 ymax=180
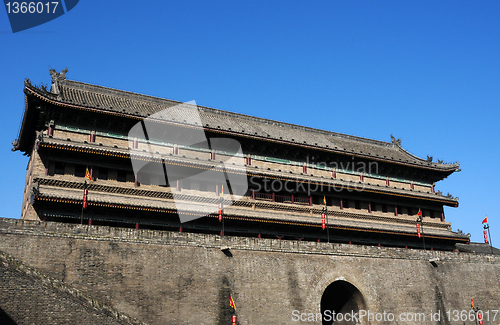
xmin=17 ymin=79 xmax=459 ymax=177
xmin=12 ymin=74 xmax=467 ymax=247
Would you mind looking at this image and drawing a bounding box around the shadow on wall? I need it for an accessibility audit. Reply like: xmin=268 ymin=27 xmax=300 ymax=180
xmin=0 ymin=307 xmax=17 ymax=325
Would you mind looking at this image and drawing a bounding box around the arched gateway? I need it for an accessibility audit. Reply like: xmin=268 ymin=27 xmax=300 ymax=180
xmin=321 ymin=280 xmax=366 ymax=325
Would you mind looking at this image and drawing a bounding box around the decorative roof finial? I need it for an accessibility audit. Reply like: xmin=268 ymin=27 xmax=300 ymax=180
xmin=49 ymin=68 xmax=68 ymax=95
xmin=390 ymin=134 xmax=401 ymax=146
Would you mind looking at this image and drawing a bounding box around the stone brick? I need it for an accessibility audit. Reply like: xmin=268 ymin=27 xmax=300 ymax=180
xmin=0 ymin=218 xmax=498 ymax=325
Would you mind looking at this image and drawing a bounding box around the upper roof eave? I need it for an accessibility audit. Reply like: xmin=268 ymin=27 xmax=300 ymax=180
xmin=37 ymin=136 xmax=460 ymax=207
xmin=22 ymin=79 xmax=460 ymax=173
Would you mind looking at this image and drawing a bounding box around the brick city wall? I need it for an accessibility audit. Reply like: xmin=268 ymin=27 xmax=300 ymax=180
xmin=0 ymin=249 xmax=146 ymax=325
xmin=0 ymin=217 xmax=498 ymax=325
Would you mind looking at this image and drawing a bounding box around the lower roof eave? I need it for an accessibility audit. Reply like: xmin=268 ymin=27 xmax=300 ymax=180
xmin=34 ymin=194 xmax=469 ymax=244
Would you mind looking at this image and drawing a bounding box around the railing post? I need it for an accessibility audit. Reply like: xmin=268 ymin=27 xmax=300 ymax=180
xmin=252 ymin=190 xmax=255 ymax=200
xmin=309 ymin=196 xmax=312 ymax=206
xmin=291 ymin=194 xmax=294 ymax=204
xmin=272 ymin=192 xmax=275 ymax=202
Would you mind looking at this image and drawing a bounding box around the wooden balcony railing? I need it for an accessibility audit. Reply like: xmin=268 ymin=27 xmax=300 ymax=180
xmin=251 ymin=190 xmax=312 ymax=206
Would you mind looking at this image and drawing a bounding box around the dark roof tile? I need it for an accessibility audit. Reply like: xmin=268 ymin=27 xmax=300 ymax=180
xmin=25 ymin=79 xmax=459 ymax=172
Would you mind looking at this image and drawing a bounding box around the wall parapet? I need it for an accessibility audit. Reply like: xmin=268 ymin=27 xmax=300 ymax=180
xmin=0 ymin=217 xmax=497 ymax=263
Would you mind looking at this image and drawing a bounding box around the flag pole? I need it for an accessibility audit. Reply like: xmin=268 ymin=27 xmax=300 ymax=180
xmin=421 ymin=222 xmax=426 ymax=250
xmin=222 ymin=210 xmax=225 ymax=237
xmin=483 ymin=216 xmax=493 ymax=254
xmin=80 ymin=180 xmax=86 ymax=225
xmin=484 ymin=216 xmax=493 ymax=254
xmin=321 ymin=196 xmax=329 ymax=243
xmin=417 ymin=208 xmax=426 ymax=250
xmin=487 ymin=225 xmax=493 ymax=254
xmin=324 ymin=203 xmax=330 ymax=243
xmin=220 ymin=187 xmax=224 ymax=237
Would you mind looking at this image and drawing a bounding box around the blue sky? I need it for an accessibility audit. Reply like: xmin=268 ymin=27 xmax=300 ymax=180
xmin=1 ymin=1 xmax=499 ymax=245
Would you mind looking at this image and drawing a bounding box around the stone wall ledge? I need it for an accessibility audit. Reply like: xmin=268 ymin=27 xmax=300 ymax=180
xmin=1 ymin=217 xmax=497 ymax=263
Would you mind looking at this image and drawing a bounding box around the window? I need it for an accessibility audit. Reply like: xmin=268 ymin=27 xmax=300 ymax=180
xmin=117 ymin=170 xmax=127 ymax=182
xmin=75 ymin=165 xmax=85 ymax=177
xmin=54 ymin=162 xmax=65 ymax=175
xmin=382 ymin=204 xmax=387 ymax=213
xmin=98 ymin=167 xmax=108 ymax=180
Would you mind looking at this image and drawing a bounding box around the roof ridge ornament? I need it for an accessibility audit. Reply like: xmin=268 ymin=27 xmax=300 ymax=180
xmin=390 ymin=134 xmax=401 ymax=146
xmin=49 ymin=68 xmax=68 ymax=95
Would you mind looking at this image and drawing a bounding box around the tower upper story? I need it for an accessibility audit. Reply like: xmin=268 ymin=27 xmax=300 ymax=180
xmin=12 ymin=70 xmax=467 ymax=250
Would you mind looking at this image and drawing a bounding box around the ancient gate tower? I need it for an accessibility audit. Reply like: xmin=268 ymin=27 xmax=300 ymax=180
xmin=2 ymin=70 xmax=498 ymax=325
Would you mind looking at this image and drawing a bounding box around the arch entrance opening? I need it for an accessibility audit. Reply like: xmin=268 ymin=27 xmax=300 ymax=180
xmin=320 ymin=280 xmax=366 ymax=325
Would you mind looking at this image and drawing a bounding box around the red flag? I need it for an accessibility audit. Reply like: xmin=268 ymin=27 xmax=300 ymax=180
xmin=416 ymin=209 xmax=422 ymax=216
xmin=323 ymin=196 xmax=326 ymax=205
xmin=219 ymin=185 xmax=224 ymax=222
xmin=83 ymin=189 xmax=88 ymax=209
xmin=482 ymin=217 xmax=488 ymax=224
xmin=85 ymin=168 xmax=92 ymax=181
xmin=230 ymin=294 xmax=236 ymax=310
xmin=471 ymin=297 xmax=474 ymax=309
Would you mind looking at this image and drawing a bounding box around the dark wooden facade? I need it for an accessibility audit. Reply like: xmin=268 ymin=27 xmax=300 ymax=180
xmin=13 ymin=71 xmax=468 ymax=250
